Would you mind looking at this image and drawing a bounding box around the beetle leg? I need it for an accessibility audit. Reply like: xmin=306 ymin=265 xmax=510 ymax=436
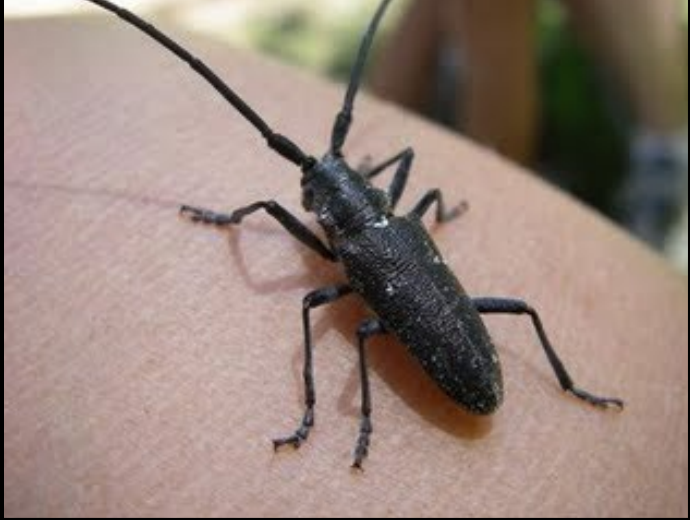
xmin=472 ymin=297 xmax=624 ymax=409
xmin=352 ymin=318 xmax=387 ymax=470
xmin=361 ymin=148 xmax=410 ymax=179
xmin=363 ymin=148 xmax=414 ymax=210
xmin=408 ymin=189 xmax=468 ymax=223
xmin=180 ymin=200 xmax=337 ymax=261
xmin=273 ymin=284 xmax=353 ymax=451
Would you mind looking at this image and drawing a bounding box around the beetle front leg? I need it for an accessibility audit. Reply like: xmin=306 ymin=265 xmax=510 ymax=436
xmin=273 ymin=284 xmax=353 ymax=451
xmin=180 ymin=200 xmax=336 ymax=261
xmin=408 ymin=189 xmax=468 ymax=224
xmin=472 ymin=297 xmax=624 ymax=409
xmin=362 ymin=148 xmax=414 ymax=210
xmin=352 ymin=318 xmax=387 ymax=470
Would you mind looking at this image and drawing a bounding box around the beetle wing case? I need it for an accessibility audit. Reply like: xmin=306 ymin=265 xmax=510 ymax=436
xmin=335 ymin=216 xmax=504 ymax=414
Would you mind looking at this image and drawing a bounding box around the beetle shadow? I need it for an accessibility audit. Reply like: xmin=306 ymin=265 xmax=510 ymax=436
xmin=222 ymin=227 xmax=493 ymax=441
xmin=223 ymin=222 xmax=340 ymax=294
xmin=322 ymin=302 xmax=494 ymax=441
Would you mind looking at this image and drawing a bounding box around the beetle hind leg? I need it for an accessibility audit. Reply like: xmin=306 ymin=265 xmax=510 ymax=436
xmin=352 ymin=318 xmax=387 ymax=470
xmin=273 ymin=285 xmax=353 ymax=452
xmin=472 ymin=297 xmax=624 ymax=410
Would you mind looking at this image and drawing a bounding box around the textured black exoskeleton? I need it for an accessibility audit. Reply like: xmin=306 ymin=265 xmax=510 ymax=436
xmin=85 ymin=0 xmax=624 ymax=469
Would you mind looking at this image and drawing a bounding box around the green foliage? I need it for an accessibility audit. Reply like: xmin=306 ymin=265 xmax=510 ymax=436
xmin=537 ymin=2 xmax=628 ymax=216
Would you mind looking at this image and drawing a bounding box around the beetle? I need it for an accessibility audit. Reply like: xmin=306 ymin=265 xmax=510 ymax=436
xmin=83 ymin=0 xmax=623 ymax=469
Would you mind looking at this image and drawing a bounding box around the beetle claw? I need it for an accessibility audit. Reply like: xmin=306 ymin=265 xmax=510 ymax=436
xmin=272 ymin=435 xmax=303 ymax=451
xmin=568 ymin=387 xmax=625 ymax=410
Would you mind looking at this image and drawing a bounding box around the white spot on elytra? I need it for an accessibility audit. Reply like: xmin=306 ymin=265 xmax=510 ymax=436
xmin=433 ymin=255 xmax=443 ymax=264
xmin=373 ymin=217 xmax=389 ymax=228
xmin=385 ymin=283 xmax=395 ymax=296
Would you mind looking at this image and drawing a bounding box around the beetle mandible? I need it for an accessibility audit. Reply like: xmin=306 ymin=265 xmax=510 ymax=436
xmin=84 ymin=0 xmax=624 ymax=469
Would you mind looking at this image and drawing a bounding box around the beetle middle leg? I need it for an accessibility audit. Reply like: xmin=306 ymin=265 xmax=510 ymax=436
xmin=362 ymin=147 xmax=414 ymax=210
xmin=352 ymin=318 xmax=387 ymax=470
xmin=472 ymin=297 xmax=624 ymax=409
xmin=409 ymin=189 xmax=468 ymax=223
xmin=180 ymin=200 xmax=336 ymax=261
xmin=273 ymin=284 xmax=353 ymax=451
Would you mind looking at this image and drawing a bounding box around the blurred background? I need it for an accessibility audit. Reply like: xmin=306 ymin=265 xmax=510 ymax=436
xmin=5 ymin=0 xmax=688 ymax=270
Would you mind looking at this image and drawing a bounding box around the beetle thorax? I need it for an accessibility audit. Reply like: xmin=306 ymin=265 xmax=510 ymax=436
xmin=301 ymin=154 xmax=389 ymax=237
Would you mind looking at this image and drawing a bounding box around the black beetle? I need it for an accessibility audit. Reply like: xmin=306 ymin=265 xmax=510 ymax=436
xmin=83 ymin=0 xmax=624 ymax=469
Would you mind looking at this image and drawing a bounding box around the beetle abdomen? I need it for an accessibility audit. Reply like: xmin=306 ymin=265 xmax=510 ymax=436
xmin=336 ymin=216 xmax=504 ymax=414
xmin=394 ymin=296 xmax=504 ymax=415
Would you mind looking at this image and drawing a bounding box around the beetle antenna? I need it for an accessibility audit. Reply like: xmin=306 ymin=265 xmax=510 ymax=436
xmin=83 ymin=0 xmax=314 ymax=169
xmin=330 ymin=0 xmax=393 ymax=156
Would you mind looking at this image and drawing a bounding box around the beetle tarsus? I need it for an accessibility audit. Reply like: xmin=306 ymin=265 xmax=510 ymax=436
xmin=179 ymin=205 xmax=236 ymax=226
xmin=272 ymin=435 xmax=303 ymax=451
xmin=273 ymin=406 xmax=314 ymax=451
xmin=567 ymin=387 xmax=625 ymax=410
xmin=352 ymin=416 xmax=372 ymax=470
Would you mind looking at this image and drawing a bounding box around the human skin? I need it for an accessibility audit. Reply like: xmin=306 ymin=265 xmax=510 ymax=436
xmin=4 ymin=12 xmax=688 ymax=518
